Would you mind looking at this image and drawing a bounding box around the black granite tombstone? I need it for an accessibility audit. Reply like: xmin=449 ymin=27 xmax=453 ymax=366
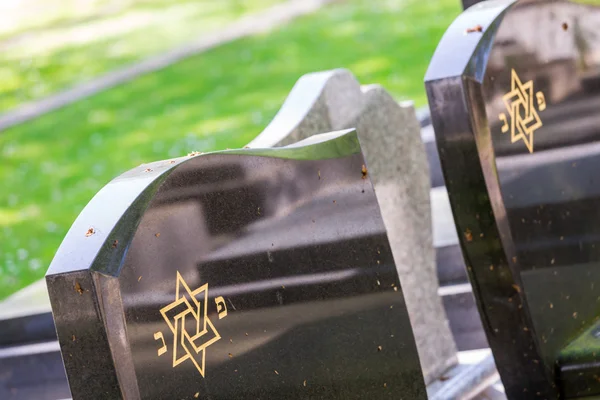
xmin=426 ymin=0 xmax=600 ymax=398
xmin=45 ymin=129 xmax=426 ymax=399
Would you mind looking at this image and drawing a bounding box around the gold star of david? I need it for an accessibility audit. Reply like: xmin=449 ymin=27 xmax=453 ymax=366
xmin=498 ymin=69 xmax=546 ymax=153
xmin=156 ymin=272 xmax=223 ymax=377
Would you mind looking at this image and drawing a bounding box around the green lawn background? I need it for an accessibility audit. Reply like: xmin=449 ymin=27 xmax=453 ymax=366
xmin=0 ymin=0 xmax=282 ymax=111
xmin=0 ymin=0 xmax=460 ymax=299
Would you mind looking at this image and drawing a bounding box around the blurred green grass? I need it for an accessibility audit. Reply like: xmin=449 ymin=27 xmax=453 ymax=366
xmin=0 ymin=0 xmax=282 ymax=112
xmin=0 ymin=0 xmax=460 ymax=299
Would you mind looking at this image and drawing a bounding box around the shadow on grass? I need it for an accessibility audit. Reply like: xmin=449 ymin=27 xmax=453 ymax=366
xmin=0 ymin=0 xmax=460 ymax=299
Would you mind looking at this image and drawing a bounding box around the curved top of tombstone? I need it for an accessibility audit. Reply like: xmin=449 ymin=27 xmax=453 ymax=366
xmin=425 ymin=0 xmax=517 ymax=83
xmin=247 ymin=69 xmax=364 ymax=148
xmin=426 ymin=0 xmax=600 ymax=398
xmin=46 ymin=129 xmax=359 ymax=278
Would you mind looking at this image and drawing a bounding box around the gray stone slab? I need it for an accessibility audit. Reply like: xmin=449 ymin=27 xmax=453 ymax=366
xmin=343 ymin=85 xmax=457 ymax=382
xmin=248 ymin=69 xmax=458 ymax=383
xmin=248 ymin=69 xmax=364 ymax=148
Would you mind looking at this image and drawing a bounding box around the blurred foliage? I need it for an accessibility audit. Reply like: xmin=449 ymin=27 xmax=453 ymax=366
xmin=0 ymin=0 xmax=281 ymax=111
xmin=0 ymin=0 xmax=460 ymax=299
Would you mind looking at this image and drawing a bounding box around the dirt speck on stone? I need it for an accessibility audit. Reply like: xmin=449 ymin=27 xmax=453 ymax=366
xmin=75 ymin=282 xmax=84 ymax=295
xmin=464 ymin=229 xmax=473 ymax=242
xmin=465 ymin=24 xmax=483 ymax=33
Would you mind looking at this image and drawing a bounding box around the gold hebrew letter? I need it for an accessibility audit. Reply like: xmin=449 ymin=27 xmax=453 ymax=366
xmin=499 ymin=113 xmax=509 ymax=133
xmin=154 ymin=332 xmax=167 ymax=356
xmin=536 ymin=92 xmax=546 ymax=111
xmin=215 ymin=296 xmax=228 ymax=319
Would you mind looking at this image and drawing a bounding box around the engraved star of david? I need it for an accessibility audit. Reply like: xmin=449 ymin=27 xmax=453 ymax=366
xmin=498 ymin=69 xmax=546 ymax=153
xmin=157 ymin=272 xmax=222 ymax=377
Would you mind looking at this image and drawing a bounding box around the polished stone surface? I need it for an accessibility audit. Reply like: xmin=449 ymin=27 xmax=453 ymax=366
xmin=46 ymin=130 xmax=426 ymax=399
xmin=427 ymin=0 xmax=600 ymax=398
